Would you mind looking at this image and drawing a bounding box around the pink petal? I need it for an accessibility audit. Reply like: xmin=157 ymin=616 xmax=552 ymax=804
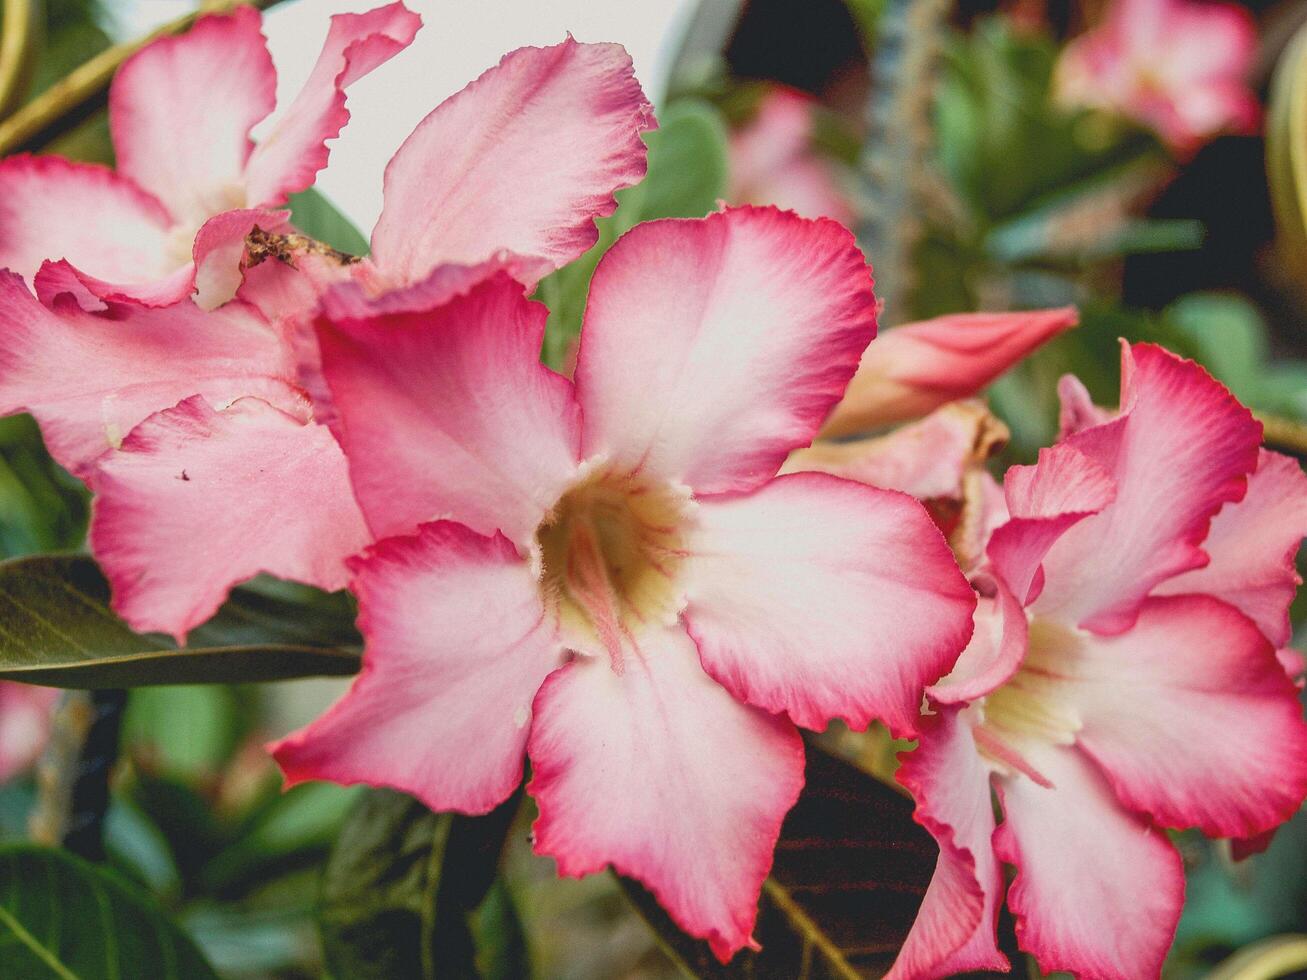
xmin=987 ymin=442 xmax=1117 ymax=605
xmin=728 ymin=88 xmax=854 ymax=226
xmin=368 ymin=37 xmax=654 ymax=287
xmin=0 ymin=155 xmax=174 ymax=287
xmin=109 ymin=6 xmax=275 ymax=224
xmin=576 ymin=207 xmax=877 ymax=495
xmin=1031 ymin=342 xmax=1262 ymax=634
xmin=821 ymin=308 xmax=1078 ymax=438
xmin=1056 ymin=373 xmax=1112 ymax=439
xmin=994 ymin=744 xmax=1184 ymax=980
xmin=0 ymin=683 xmax=58 ymax=782
xmin=1154 ymin=450 xmax=1307 ymax=647
xmin=191 ymin=208 xmax=293 ymax=310
xmin=682 ymin=473 xmax=975 ymax=736
xmin=528 ymin=626 xmax=804 ymax=962
xmin=0 ymin=270 xmax=299 ymax=476
xmin=927 ymin=575 xmax=1028 ymax=705
xmin=315 ymin=272 xmax=581 ymax=544
xmin=888 ymin=707 xmax=1007 ymax=979
xmin=88 ymin=396 xmax=370 ymax=643
xmin=243 ymin=3 xmax=421 ymax=208
xmin=272 ymin=521 xmax=563 ymax=814
xmin=1064 ymin=595 xmax=1307 ymax=839
xmin=783 ymin=401 xmax=1006 ymax=503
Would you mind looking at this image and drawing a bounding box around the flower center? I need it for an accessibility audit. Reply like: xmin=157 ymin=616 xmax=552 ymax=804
xmin=534 ymin=465 xmax=693 ymax=670
xmin=973 ymin=618 xmax=1082 ymax=786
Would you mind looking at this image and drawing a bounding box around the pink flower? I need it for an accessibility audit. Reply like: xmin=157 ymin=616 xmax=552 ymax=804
xmin=0 ymin=3 xmax=422 ymax=307
xmin=269 ymin=206 xmax=977 ymax=960
xmin=0 ymin=25 xmax=655 ymax=642
xmin=0 ymin=683 xmax=58 ymax=782
xmin=820 ymin=308 xmax=1078 ymax=437
xmin=890 ymin=342 xmax=1307 ymax=980
xmin=728 ymin=87 xmax=855 ymax=226
xmin=1055 ymin=0 xmax=1260 ymax=155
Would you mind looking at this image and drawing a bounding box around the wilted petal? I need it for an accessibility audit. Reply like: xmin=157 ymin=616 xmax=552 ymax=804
xmin=821 ymin=308 xmax=1077 ymax=437
xmin=368 ymin=37 xmax=654 ymax=286
xmin=577 ymin=207 xmax=877 ymax=495
xmin=682 ymin=473 xmax=974 ymax=736
xmin=888 ymin=707 xmax=1007 ymax=979
xmin=89 ymin=396 xmax=370 ymax=643
xmin=273 ymin=521 xmax=563 ymax=814
xmin=243 ymin=3 xmax=421 ymax=207
xmin=0 ymin=270 xmax=298 ymax=476
xmin=315 ymin=272 xmax=581 ymax=544
xmin=1031 ymin=342 xmax=1261 ymax=633
xmin=1154 ymin=450 xmax=1307 ymax=647
xmin=109 ymin=6 xmax=275 ymax=224
xmin=528 ymin=626 xmax=804 ymax=962
xmin=994 ymin=744 xmax=1184 ymax=980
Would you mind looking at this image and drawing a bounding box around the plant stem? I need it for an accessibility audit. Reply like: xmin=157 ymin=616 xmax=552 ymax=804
xmin=1256 ymin=411 xmax=1307 ymax=456
xmin=0 ymin=0 xmax=284 ymax=157
xmin=0 ymin=0 xmax=40 ymax=121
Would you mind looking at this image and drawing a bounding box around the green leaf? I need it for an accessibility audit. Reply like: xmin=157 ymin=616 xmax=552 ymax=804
xmin=0 ymin=843 xmax=219 ymax=978
xmin=0 ymin=555 xmax=360 ymax=688
xmin=1163 ymin=294 xmax=1269 ymax=404
xmin=288 ymin=188 xmax=371 ymax=257
xmin=618 ymin=747 xmax=938 ymax=978
xmin=538 ymin=98 xmax=729 ymax=368
xmin=320 ymin=788 xmax=521 ymax=980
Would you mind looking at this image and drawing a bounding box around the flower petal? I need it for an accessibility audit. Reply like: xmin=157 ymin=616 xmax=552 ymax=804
xmin=315 ymin=271 xmax=581 ymax=545
xmin=1154 ymin=450 xmax=1307 ymax=647
xmin=682 ymin=472 xmax=975 ymax=736
xmin=88 ymin=396 xmax=370 ymax=643
xmin=0 ymin=155 xmax=174 ymax=287
xmin=821 ymin=308 xmax=1078 ymax=437
xmin=243 ymin=3 xmax=421 ymax=207
xmin=888 ymin=707 xmax=1007 ymax=979
xmin=272 ymin=521 xmax=563 ymax=815
xmin=109 ymin=6 xmax=275 ymax=224
xmin=927 ymin=575 xmax=1028 ymax=705
xmin=368 ymin=37 xmax=654 ymax=287
xmin=994 ymin=744 xmax=1184 ymax=980
xmin=1056 ymin=372 xmax=1111 ymax=439
xmin=1031 ymin=342 xmax=1261 ymax=633
xmin=528 ymin=626 xmax=804 ymax=962
xmin=0 ymin=270 xmax=298 ymax=476
xmin=576 ymin=207 xmax=877 ymax=495
xmin=0 ymin=683 xmax=58 ymax=783
xmin=1060 ymin=595 xmax=1307 ymax=839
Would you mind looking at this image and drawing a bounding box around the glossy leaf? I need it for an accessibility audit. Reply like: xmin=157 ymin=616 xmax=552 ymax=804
xmin=0 ymin=555 xmax=360 ymax=687
xmin=288 ymin=187 xmax=371 ymax=258
xmin=619 ymin=746 xmax=937 ymax=978
xmin=0 ymin=843 xmax=219 ymax=978
xmin=320 ymin=788 xmax=521 ymax=980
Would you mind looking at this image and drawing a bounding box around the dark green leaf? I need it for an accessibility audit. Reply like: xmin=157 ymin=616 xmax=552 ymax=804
xmin=0 ymin=843 xmax=219 ymax=978
xmin=288 ymin=188 xmax=371 ymax=257
xmin=0 ymin=555 xmax=360 ymax=687
xmin=619 ymin=747 xmax=937 ymax=978
xmin=320 ymin=788 xmax=521 ymax=980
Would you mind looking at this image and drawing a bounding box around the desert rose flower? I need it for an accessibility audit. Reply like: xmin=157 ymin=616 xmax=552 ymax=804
xmin=889 ymin=343 xmax=1307 ymax=980
xmin=0 ymin=3 xmax=421 ymax=307
xmin=728 ymin=87 xmax=855 ymax=226
xmin=1055 ymin=0 xmax=1260 ymax=155
xmin=0 ymin=683 xmax=58 ymax=782
xmin=0 ymin=25 xmax=655 ymax=642
xmin=820 ymin=308 xmax=1078 ymax=437
xmin=271 ymin=206 xmax=977 ymax=959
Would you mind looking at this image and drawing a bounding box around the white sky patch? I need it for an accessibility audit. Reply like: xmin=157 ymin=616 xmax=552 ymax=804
xmin=111 ymin=0 xmax=697 ymax=234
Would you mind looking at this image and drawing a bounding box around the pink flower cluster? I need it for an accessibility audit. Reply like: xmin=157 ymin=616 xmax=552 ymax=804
xmin=0 ymin=4 xmax=1301 ymax=976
